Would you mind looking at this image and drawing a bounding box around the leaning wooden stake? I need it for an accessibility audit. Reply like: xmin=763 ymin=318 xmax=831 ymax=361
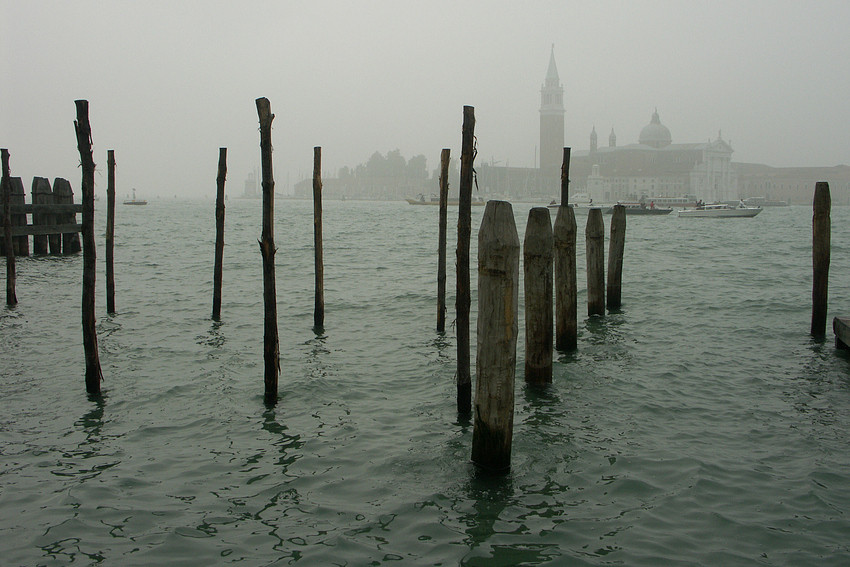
xmin=811 ymin=181 xmax=831 ymax=337
xmin=606 ymin=204 xmax=626 ymax=310
xmin=524 ymin=207 xmax=553 ymax=384
xmin=456 ymin=106 xmax=475 ymax=415
xmin=313 ymin=146 xmax=324 ymax=330
xmin=256 ymin=97 xmax=280 ymax=404
xmin=554 ymin=204 xmax=577 ymax=350
xmin=560 ymin=147 xmax=571 ymax=206
xmin=472 ymin=200 xmax=519 ymax=471
xmin=1 ymin=149 xmax=16 ymax=306
xmin=74 ymin=100 xmax=103 ymax=394
xmin=436 ymin=148 xmax=450 ymax=333
xmin=106 ymin=150 xmax=116 ymax=314
xmin=212 ymin=148 xmax=226 ymax=321
xmin=586 ymin=208 xmax=605 ymax=316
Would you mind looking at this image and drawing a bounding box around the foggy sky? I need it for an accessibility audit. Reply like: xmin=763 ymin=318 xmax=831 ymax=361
xmin=3 ymin=0 xmax=849 ymax=199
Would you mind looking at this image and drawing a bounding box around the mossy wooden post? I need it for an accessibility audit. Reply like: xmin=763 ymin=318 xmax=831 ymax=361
xmin=10 ymin=177 xmax=27 ymax=256
xmin=47 ymin=180 xmax=61 ymax=255
xmin=54 ymin=178 xmax=81 ymax=254
xmin=256 ymin=97 xmax=279 ymax=404
xmin=456 ymin=105 xmax=475 ymax=415
xmin=586 ymin=208 xmax=605 ymax=316
xmin=560 ymin=147 xmax=571 ymax=206
xmin=31 ymin=177 xmax=52 ymax=255
xmin=212 ymin=148 xmax=226 ymax=321
xmin=436 ymin=148 xmax=450 ymax=333
xmin=74 ymin=100 xmax=103 ymax=394
xmin=554 ymin=204 xmax=577 ymax=350
xmin=524 ymin=207 xmax=553 ymax=384
xmin=811 ymin=182 xmax=830 ymax=337
xmin=472 ymin=200 xmax=519 ymax=472
xmin=606 ymin=204 xmax=626 ymax=310
xmin=106 ymin=150 xmax=116 ymax=314
xmin=313 ymin=146 xmax=324 ymax=330
xmin=1 ymin=149 xmax=16 ymax=306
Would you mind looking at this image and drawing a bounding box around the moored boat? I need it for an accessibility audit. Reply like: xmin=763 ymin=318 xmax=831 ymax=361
xmin=602 ymin=202 xmax=672 ymax=215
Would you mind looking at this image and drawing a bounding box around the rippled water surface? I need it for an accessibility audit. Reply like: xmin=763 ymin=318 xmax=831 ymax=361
xmin=2 ymin=198 xmax=849 ymax=566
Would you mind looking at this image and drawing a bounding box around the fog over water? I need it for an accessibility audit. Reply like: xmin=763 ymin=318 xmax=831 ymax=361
xmin=3 ymin=0 xmax=850 ymax=198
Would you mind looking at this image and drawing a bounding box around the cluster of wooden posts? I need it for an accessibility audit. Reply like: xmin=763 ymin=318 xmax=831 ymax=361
xmin=0 ymin=100 xmax=839 ymax=473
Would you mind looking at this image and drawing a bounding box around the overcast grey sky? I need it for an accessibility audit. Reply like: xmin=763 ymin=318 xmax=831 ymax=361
xmin=3 ymin=0 xmax=849 ymax=198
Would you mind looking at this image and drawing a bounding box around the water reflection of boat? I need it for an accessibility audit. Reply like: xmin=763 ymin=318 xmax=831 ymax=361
xmin=406 ymin=194 xmax=484 ymax=206
xmin=678 ymin=203 xmax=761 ymax=218
xmin=602 ymin=203 xmax=672 ymax=215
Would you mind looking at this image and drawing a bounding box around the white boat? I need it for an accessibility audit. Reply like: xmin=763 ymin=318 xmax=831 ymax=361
xmin=678 ymin=203 xmax=761 ymax=218
xmin=123 ymin=188 xmax=147 ymax=206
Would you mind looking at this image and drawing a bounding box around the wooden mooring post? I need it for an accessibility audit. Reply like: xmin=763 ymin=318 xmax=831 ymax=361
xmin=607 ymin=204 xmax=626 ymax=310
xmin=212 ymin=148 xmax=226 ymax=321
xmin=811 ymin=181 xmax=830 ymax=337
xmin=31 ymin=177 xmax=53 ymax=255
xmin=10 ymin=177 xmax=28 ymax=256
xmin=2 ymin=149 xmax=16 ymax=306
xmin=472 ymin=200 xmax=519 ymax=471
xmin=256 ymin=97 xmax=280 ymax=404
xmin=74 ymin=99 xmax=103 ymax=394
xmin=554 ymin=203 xmax=577 ymax=351
xmin=54 ymin=178 xmax=81 ymax=254
xmin=524 ymin=207 xmax=553 ymax=384
xmin=106 ymin=150 xmax=116 ymax=314
xmin=456 ymin=105 xmax=475 ymax=415
xmin=313 ymin=146 xmax=324 ymax=330
xmin=560 ymin=147 xmax=571 ymax=206
xmin=436 ymin=148 xmax=450 ymax=333
xmin=586 ymin=208 xmax=605 ymax=316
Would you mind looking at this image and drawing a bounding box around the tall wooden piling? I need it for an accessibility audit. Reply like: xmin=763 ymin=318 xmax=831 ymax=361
xmin=456 ymin=105 xmax=475 ymax=415
xmin=10 ymin=177 xmax=27 ymax=256
xmin=212 ymin=148 xmax=226 ymax=321
xmin=554 ymin=204 xmax=577 ymax=350
xmin=54 ymin=178 xmax=81 ymax=254
xmin=607 ymin=204 xmax=626 ymax=310
xmin=586 ymin=208 xmax=605 ymax=316
xmin=811 ymin=181 xmax=831 ymax=337
xmin=106 ymin=150 xmax=116 ymax=314
xmin=256 ymin=97 xmax=280 ymax=404
xmin=472 ymin=200 xmax=519 ymax=471
xmin=560 ymin=147 xmax=571 ymax=206
xmin=1 ymin=149 xmax=16 ymax=306
xmin=436 ymin=148 xmax=450 ymax=333
xmin=313 ymin=146 xmax=324 ymax=330
xmin=31 ymin=177 xmax=52 ymax=254
xmin=74 ymin=100 xmax=103 ymax=394
xmin=524 ymin=207 xmax=553 ymax=384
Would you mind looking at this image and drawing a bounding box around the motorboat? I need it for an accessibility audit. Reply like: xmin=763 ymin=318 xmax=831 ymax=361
xmin=603 ymin=203 xmax=672 ymax=215
xmin=678 ymin=203 xmax=762 ymax=218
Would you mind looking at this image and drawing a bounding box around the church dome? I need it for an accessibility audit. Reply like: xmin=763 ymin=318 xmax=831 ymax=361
xmin=639 ymin=109 xmax=672 ymax=148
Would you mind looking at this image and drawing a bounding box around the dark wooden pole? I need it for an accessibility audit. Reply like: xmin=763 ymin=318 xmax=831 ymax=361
xmin=31 ymin=177 xmax=51 ymax=254
xmin=560 ymin=147 xmax=571 ymax=206
xmin=436 ymin=148 xmax=450 ymax=333
xmin=472 ymin=200 xmax=519 ymax=471
xmin=1 ymin=149 xmax=16 ymax=306
xmin=256 ymin=97 xmax=279 ymax=404
xmin=106 ymin=150 xmax=116 ymax=314
xmin=456 ymin=106 xmax=475 ymax=415
xmin=54 ymin=178 xmax=81 ymax=254
xmin=74 ymin=100 xmax=103 ymax=394
xmin=554 ymin=204 xmax=577 ymax=351
xmin=212 ymin=148 xmax=226 ymax=321
xmin=10 ymin=177 xmax=27 ymax=256
xmin=524 ymin=207 xmax=553 ymax=384
xmin=811 ymin=181 xmax=831 ymax=337
xmin=606 ymin=204 xmax=626 ymax=310
xmin=586 ymin=208 xmax=605 ymax=316
xmin=313 ymin=146 xmax=324 ymax=330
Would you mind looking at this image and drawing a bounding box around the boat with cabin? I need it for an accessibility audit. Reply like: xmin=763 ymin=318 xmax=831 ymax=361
xmin=678 ymin=202 xmax=761 ymax=218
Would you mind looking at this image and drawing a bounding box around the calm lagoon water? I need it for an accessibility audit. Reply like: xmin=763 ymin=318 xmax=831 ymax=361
xmin=1 ymin=197 xmax=849 ymax=566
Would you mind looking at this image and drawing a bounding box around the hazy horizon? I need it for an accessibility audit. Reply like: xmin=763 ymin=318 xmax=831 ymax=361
xmin=3 ymin=0 xmax=850 ymax=199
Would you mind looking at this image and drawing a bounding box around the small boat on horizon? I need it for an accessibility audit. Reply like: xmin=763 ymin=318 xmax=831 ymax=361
xmin=406 ymin=194 xmax=484 ymax=206
xmin=123 ymin=189 xmax=147 ymax=206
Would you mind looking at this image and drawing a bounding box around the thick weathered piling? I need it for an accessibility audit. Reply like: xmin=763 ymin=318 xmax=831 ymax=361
xmin=54 ymin=178 xmax=81 ymax=254
xmin=212 ymin=147 xmax=226 ymax=321
xmin=586 ymin=208 xmax=605 ymax=316
xmin=436 ymin=148 xmax=450 ymax=333
xmin=472 ymin=200 xmax=519 ymax=471
xmin=524 ymin=207 xmax=553 ymax=384
xmin=10 ymin=177 xmax=27 ymax=256
xmin=256 ymin=97 xmax=280 ymax=404
xmin=31 ymin=177 xmax=52 ymax=254
xmin=313 ymin=146 xmax=324 ymax=330
xmin=560 ymin=147 xmax=571 ymax=206
xmin=74 ymin=100 xmax=103 ymax=394
xmin=606 ymin=204 xmax=626 ymax=310
xmin=811 ymin=182 xmax=830 ymax=337
xmin=1 ymin=149 xmax=16 ymax=306
xmin=106 ymin=150 xmax=116 ymax=314
xmin=456 ymin=105 xmax=475 ymax=415
xmin=554 ymin=204 xmax=577 ymax=351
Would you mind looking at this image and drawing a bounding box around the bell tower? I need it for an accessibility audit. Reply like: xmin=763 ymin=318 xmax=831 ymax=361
xmin=539 ymin=45 xmax=565 ymax=172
